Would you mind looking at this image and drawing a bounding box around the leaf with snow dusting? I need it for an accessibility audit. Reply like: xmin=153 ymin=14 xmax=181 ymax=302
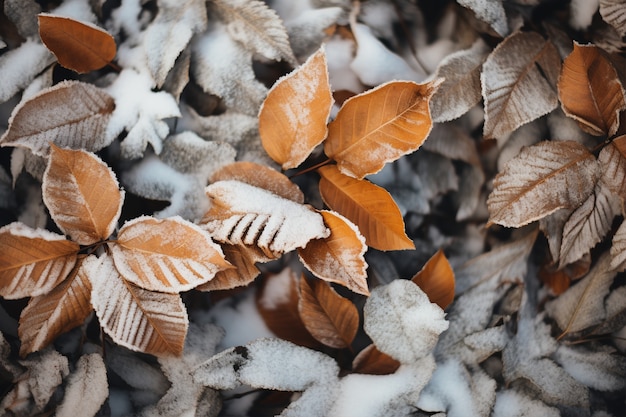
xmin=456 ymin=0 xmax=509 ymax=37
xmin=55 ymin=354 xmax=108 ymax=417
xmin=0 ymin=40 xmax=54 ymax=103
xmin=600 ymin=0 xmax=626 ymax=37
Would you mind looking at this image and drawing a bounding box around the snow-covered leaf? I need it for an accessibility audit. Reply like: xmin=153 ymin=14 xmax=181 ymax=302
xmin=411 ymin=249 xmax=455 ymax=309
xmin=482 ymin=32 xmax=561 ymax=139
xmin=600 ymin=135 xmax=626 ymax=200
xmin=55 ymin=353 xmax=108 ymax=417
xmin=0 ymin=39 xmax=54 ymax=103
xmin=492 ymin=390 xmax=559 ymax=417
xmin=4 ymin=0 xmax=41 ymax=38
xmin=600 ymin=0 xmax=626 ymax=37
xmin=554 ymin=344 xmax=626 ymax=391
xmin=284 ymin=7 xmax=344 ymax=61
xmin=456 ymin=0 xmax=509 ymax=37
xmin=0 ymin=81 xmax=115 ymax=156
xmin=611 ymin=219 xmax=626 ymax=270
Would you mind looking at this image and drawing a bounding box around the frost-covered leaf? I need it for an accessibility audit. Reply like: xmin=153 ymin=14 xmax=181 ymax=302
xmin=0 ymin=222 xmax=79 ymax=299
xmin=318 ymin=165 xmax=414 ymax=251
xmin=0 ymin=39 xmax=54 ymax=103
xmin=259 ymin=47 xmax=332 ymax=169
xmin=364 ymin=279 xmax=448 ymax=364
xmin=89 ymin=255 xmax=189 ymax=356
xmin=492 ymin=390 xmax=559 ymax=417
xmin=482 ymin=32 xmax=561 ymax=138
xmin=559 ymin=42 xmax=626 ymax=136
xmin=0 ymin=81 xmax=115 ymax=156
xmin=298 ymin=277 xmax=359 ymax=349
xmin=456 ymin=0 xmax=509 ymax=37
xmin=43 ymin=145 xmax=123 ymax=245
xmin=487 ymin=141 xmax=598 ymax=228
xmin=202 ymin=180 xmax=329 ymax=257
xmin=55 ymin=353 xmax=108 ymax=417
xmin=600 ymin=135 xmax=626 ymax=199
xmin=111 ymin=216 xmax=230 ymax=293
xmin=18 ymin=256 xmax=91 ymax=356
xmin=211 ymin=0 xmax=297 ymax=65
xmin=4 ymin=0 xmax=41 ymax=38
xmin=600 ymin=0 xmax=626 ymax=37
xmin=324 ymin=79 xmax=441 ymax=179
xmin=611 ymin=219 xmax=626 ymax=270
xmin=422 ymin=123 xmax=481 ymax=166
xmin=284 ymin=7 xmax=344 ymax=60
xmin=411 ymin=249 xmax=455 ymax=309
xmin=38 ymin=14 xmax=116 ymax=73
xmin=554 ymin=344 xmax=626 ymax=391
xmin=298 ymin=210 xmax=368 ymax=296
xmin=196 ymin=244 xmax=261 ymax=291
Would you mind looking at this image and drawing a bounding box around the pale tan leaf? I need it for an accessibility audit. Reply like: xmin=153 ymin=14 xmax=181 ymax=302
xmin=482 ymin=32 xmax=561 ymax=139
xmin=0 ymin=81 xmax=115 ymax=156
xmin=259 ymin=47 xmax=332 ymax=169
xmin=411 ymin=249 xmax=455 ymax=309
xmin=487 ymin=141 xmax=598 ymax=228
xmin=43 ymin=145 xmax=123 ymax=245
xmin=600 ymin=0 xmax=626 ymax=39
xmin=211 ymin=161 xmax=304 ymax=203
xmin=559 ymin=42 xmax=626 ymax=136
xmin=298 ymin=210 xmax=369 ymax=296
xmin=298 ymin=277 xmax=359 ymax=349
xmin=352 ymin=344 xmax=400 ymax=375
xmin=195 ymin=244 xmax=260 ymax=292
xmin=0 ymin=222 xmax=79 ymax=299
xmin=456 ymin=0 xmax=509 ymax=37
xmin=318 ymin=165 xmax=414 ymax=251
xmin=324 ymin=79 xmax=441 ymax=179
xmin=18 ymin=256 xmax=92 ymax=357
xmin=89 ymin=255 xmax=188 ymax=356
xmin=55 ymin=353 xmax=108 ymax=417
xmin=600 ymin=135 xmax=626 ymax=200
xmin=111 ymin=216 xmax=231 ymax=293
xmin=202 ymin=180 xmax=329 ymax=257
xmin=610 ymin=219 xmax=626 ymax=270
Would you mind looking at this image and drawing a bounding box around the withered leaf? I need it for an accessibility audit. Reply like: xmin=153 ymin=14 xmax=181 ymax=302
xmin=487 ymin=141 xmax=598 ymax=228
xmin=610 ymin=219 xmax=626 ymax=270
xmin=298 ymin=210 xmax=369 ymax=296
xmin=38 ymin=14 xmax=116 ymax=73
xmin=324 ymin=79 xmax=441 ymax=179
xmin=411 ymin=249 xmax=455 ymax=309
xmin=352 ymin=344 xmax=400 ymax=375
xmin=600 ymin=135 xmax=626 ymax=199
xmin=55 ymin=353 xmax=108 ymax=417
xmin=298 ymin=277 xmax=359 ymax=349
xmin=259 ymin=47 xmax=333 ymax=169
xmin=559 ymin=42 xmax=626 ymax=136
xmin=456 ymin=0 xmax=508 ymax=37
xmin=600 ymin=0 xmax=626 ymax=37
xmin=0 ymin=81 xmax=115 ymax=156
xmin=196 ymin=244 xmax=260 ymax=292
xmin=318 ymin=165 xmax=414 ymax=251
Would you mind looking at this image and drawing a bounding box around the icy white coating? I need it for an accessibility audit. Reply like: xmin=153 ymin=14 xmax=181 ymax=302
xmin=55 ymin=354 xmax=108 ymax=417
xmin=569 ymin=0 xmax=600 ymax=29
xmin=0 ymin=40 xmax=53 ymax=103
xmin=492 ymin=390 xmax=559 ymax=417
xmin=257 ymin=268 xmax=294 ymax=310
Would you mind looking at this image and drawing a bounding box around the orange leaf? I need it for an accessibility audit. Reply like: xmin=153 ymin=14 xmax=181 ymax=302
xmin=324 ymin=79 xmax=441 ymax=179
xmin=298 ymin=277 xmax=359 ymax=349
xmin=0 ymin=223 xmax=79 ymax=299
xmin=411 ymin=249 xmax=455 ymax=309
xmin=18 ymin=256 xmax=92 ymax=357
xmin=211 ymin=161 xmax=304 ymax=203
xmin=559 ymin=42 xmax=626 ymax=136
xmin=38 ymin=13 xmax=116 ymax=73
xmin=196 ymin=244 xmax=260 ymax=292
xmin=298 ymin=210 xmax=369 ymax=296
xmin=111 ymin=216 xmax=231 ymax=293
xmin=43 ymin=144 xmax=123 ymax=245
xmin=352 ymin=344 xmax=400 ymax=375
xmin=259 ymin=47 xmax=333 ymax=169
xmin=318 ymin=165 xmax=414 ymax=251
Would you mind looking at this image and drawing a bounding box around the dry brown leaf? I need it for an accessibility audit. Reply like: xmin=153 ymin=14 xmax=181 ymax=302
xmin=487 ymin=141 xmax=598 ymax=228
xmin=298 ymin=210 xmax=369 ymax=296
xmin=600 ymin=0 xmax=626 ymax=37
xmin=411 ymin=249 xmax=455 ymax=309
xmin=195 ymin=244 xmax=260 ymax=292
xmin=259 ymin=47 xmax=332 ymax=169
xmin=38 ymin=13 xmax=116 ymax=73
xmin=298 ymin=277 xmax=359 ymax=349
xmin=599 ymin=135 xmax=626 ymax=199
xmin=352 ymin=344 xmax=400 ymax=375
xmin=89 ymin=255 xmax=188 ymax=356
xmin=318 ymin=165 xmax=414 ymax=251
xmin=482 ymin=31 xmax=561 ymax=139
xmin=211 ymin=161 xmax=304 ymax=203
xmin=43 ymin=145 xmax=123 ymax=245
xmin=0 ymin=81 xmax=115 ymax=156
xmin=559 ymin=42 xmax=626 ymax=136
xmin=110 ymin=216 xmax=231 ymax=293
xmin=324 ymin=79 xmax=441 ymax=179
xmin=18 ymin=256 xmax=91 ymax=357
xmin=0 ymin=223 xmax=79 ymax=299
xmin=610 ymin=219 xmax=626 ymax=270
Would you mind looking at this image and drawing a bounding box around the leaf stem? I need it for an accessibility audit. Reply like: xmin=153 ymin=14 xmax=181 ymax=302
xmin=289 ymin=158 xmax=333 ymax=178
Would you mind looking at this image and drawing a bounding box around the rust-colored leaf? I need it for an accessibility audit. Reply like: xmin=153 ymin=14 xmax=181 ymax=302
xmin=18 ymin=256 xmax=92 ymax=357
xmin=196 ymin=244 xmax=260 ymax=292
xmin=318 ymin=165 xmax=414 ymax=251
xmin=0 ymin=223 xmax=79 ymax=299
xmin=298 ymin=277 xmax=359 ymax=349
xmin=110 ymin=216 xmax=231 ymax=293
xmin=559 ymin=42 xmax=626 ymax=136
xmin=411 ymin=249 xmax=455 ymax=309
xmin=298 ymin=210 xmax=369 ymax=296
xmin=324 ymin=79 xmax=441 ymax=179
xmin=43 ymin=145 xmax=123 ymax=245
xmin=352 ymin=344 xmax=400 ymax=375
xmin=259 ymin=47 xmax=333 ymax=169
xmin=38 ymin=13 xmax=116 ymax=73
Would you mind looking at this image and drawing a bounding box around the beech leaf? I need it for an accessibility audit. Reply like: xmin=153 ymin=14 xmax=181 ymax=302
xmin=318 ymin=165 xmax=414 ymax=251
xmin=0 ymin=81 xmax=115 ymax=156
xmin=259 ymin=47 xmax=333 ymax=169
xmin=298 ymin=210 xmax=369 ymax=296
xmin=110 ymin=216 xmax=231 ymax=293
xmin=611 ymin=219 xmax=626 ymax=270
xmin=324 ymin=79 xmax=441 ymax=179
xmin=456 ymin=0 xmax=508 ymax=37
xmin=600 ymin=0 xmax=626 ymax=37
xmin=487 ymin=140 xmax=598 ymax=228
xmin=352 ymin=344 xmax=400 ymax=375
xmin=600 ymin=135 xmax=626 ymax=199
xmin=196 ymin=244 xmax=260 ymax=292
xmin=558 ymin=42 xmax=626 ymax=136
xmin=0 ymin=222 xmax=79 ymax=299
xmin=411 ymin=249 xmax=455 ymax=309
xmin=55 ymin=353 xmax=108 ymax=417
xmin=43 ymin=145 xmax=123 ymax=245
xmin=38 ymin=13 xmax=116 ymax=73
xmin=298 ymin=277 xmax=359 ymax=349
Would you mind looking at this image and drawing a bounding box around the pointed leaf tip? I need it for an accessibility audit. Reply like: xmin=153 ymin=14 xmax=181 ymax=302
xmin=411 ymin=249 xmax=455 ymax=309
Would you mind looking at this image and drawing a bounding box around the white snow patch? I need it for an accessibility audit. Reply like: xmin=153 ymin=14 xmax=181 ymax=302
xmin=257 ymin=268 xmax=294 ymax=310
xmin=569 ymin=0 xmax=599 ymax=29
